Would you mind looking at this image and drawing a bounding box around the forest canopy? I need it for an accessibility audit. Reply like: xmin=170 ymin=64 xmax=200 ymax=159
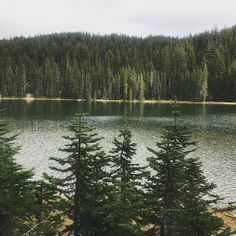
xmin=0 ymin=26 xmax=236 ymax=101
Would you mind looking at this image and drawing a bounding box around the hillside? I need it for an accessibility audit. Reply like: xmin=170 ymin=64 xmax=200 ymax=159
xmin=0 ymin=27 xmax=236 ymax=101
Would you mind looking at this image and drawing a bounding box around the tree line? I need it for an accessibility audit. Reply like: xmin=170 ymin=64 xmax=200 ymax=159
xmin=0 ymin=109 xmax=234 ymax=236
xmin=0 ymin=26 xmax=236 ymax=102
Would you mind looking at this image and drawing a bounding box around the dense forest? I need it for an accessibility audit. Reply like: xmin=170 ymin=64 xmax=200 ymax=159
xmin=0 ymin=26 xmax=236 ymax=101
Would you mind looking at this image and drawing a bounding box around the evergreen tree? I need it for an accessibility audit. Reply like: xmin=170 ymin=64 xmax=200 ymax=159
xmin=228 ymin=60 xmax=236 ymax=101
xmin=0 ymin=109 xmax=35 ymax=235
xmin=145 ymin=111 xmax=231 ymax=236
xmin=199 ymin=62 xmax=208 ymax=103
xmin=121 ymin=68 xmax=129 ymax=100
xmin=51 ymin=61 xmax=61 ymax=98
xmin=108 ymin=127 xmax=145 ymax=234
xmin=35 ymin=67 xmax=43 ymax=98
xmin=5 ymin=65 xmax=14 ymax=97
xmin=16 ymin=63 xmax=26 ymax=97
xmin=48 ymin=113 xmax=110 ymax=236
xmin=138 ymin=73 xmax=145 ymax=100
xmin=179 ymin=157 xmax=231 ymax=236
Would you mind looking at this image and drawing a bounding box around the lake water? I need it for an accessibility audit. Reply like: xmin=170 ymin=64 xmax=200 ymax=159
xmin=1 ymin=100 xmax=236 ymax=203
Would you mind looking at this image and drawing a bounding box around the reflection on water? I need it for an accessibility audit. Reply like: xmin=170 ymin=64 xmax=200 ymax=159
xmin=1 ymin=100 xmax=236 ymax=119
xmin=0 ymin=100 xmax=236 ymax=203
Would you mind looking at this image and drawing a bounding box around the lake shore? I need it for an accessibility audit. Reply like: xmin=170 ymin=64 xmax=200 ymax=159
xmin=1 ymin=97 xmax=236 ymax=105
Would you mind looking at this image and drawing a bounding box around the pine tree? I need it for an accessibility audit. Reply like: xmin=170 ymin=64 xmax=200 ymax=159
xmin=35 ymin=67 xmax=43 ymax=98
xmin=228 ymin=60 xmax=236 ymax=101
xmin=51 ymin=62 xmax=61 ymax=98
xmin=0 ymin=109 xmax=35 ymax=235
xmin=5 ymin=65 xmax=14 ymax=97
xmin=145 ymin=119 xmax=187 ymax=236
xmin=16 ymin=63 xmax=26 ymax=97
xmin=138 ymin=73 xmax=145 ymax=101
xmin=145 ymin=111 xmax=231 ymax=236
xmin=121 ymin=68 xmax=128 ymax=100
xmin=199 ymin=62 xmax=208 ymax=103
xmin=48 ymin=113 xmax=110 ymax=236
xmin=108 ymin=127 xmax=145 ymax=234
xmin=178 ymin=157 xmax=231 ymax=236
xmin=44 ymin=58 xmax=52 ymax=98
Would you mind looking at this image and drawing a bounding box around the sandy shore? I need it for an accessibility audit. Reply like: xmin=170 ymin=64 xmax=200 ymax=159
xmin=0 ymin=97 xmax=236 ymax=105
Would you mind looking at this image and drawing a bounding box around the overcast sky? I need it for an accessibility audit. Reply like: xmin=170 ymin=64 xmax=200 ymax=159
xmin=0 ymin=0 xmax=236 ymax=39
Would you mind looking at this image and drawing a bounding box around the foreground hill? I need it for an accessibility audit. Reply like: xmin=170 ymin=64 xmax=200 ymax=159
xmin=0 ymin=26 xmax=236 ymax=101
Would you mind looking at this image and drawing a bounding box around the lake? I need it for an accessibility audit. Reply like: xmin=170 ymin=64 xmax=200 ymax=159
xmin=0 ymin=100 xmax=236 ymax=203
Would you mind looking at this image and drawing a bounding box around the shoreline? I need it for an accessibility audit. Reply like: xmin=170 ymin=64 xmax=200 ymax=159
xmin=0 ymin=97 xmax=236 ymax=105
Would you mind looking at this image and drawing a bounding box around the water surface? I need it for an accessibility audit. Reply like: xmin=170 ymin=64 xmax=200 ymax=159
xmin=1 ymin=100 xmax=236 ymax=203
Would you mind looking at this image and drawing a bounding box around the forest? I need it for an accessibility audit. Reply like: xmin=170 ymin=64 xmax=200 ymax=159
xmin=0 ymin=26 xmax=236 ymax=102
xmin=0 ymin=109 xmax=234 ymax=236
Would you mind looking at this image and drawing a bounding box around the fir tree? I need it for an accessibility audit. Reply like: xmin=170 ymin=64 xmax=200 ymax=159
xmin=178 ymin=157 xmax=231 ymax=236
xmin=16 ymin=63 xmax=26 ymax=97
xmin=0 ymin=109 xmax=35 ymax=235
xmin=145 ymin=111 xmax=231 ymax=236
xmin=48 ymin=113 xmax=110 ymax=236
xmin=138 ymin=73 xmax=145 ymax=100
xmin=108 ymin=127 xmax=145 ymax=234
xmin=199 ymin=62 xmax=208 ymax=103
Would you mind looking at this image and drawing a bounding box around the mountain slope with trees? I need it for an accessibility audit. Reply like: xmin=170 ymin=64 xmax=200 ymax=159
xmin=0 ymin=26 xmax=236 ymax=101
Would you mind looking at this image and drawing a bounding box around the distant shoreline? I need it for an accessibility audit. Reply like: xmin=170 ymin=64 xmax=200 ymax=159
xmin=0 ymin=97 xmax=236 ymax=105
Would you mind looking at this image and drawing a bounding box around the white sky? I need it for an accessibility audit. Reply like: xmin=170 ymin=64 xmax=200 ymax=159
xmin=0 ymin=0 xmax=236 ymax=39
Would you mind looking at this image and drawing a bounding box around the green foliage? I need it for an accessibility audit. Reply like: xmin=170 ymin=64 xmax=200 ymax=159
xmin=108 ymin=127 xmax=147 ymax=232
xmin=1 ymin=26 xmax=236 ymax=101
xmin=145 ymin=111 xmax=232 ymax=236
xmin=199 ymin=62 xmax=208 ymax=102
xmin=48 ymin=113 xmax=110 ymax=236
xmin=178 ymin=157 xmax=231 ymax=236
xmin=0 ymin=110 xmax=233 ymax=235
xmin=29 ymin=177 xmax=61 ymax=236
xmin=0 ymin=109 xmax=35 ymax=236
xmin=105 ymin=223 xmax=144 ymax=236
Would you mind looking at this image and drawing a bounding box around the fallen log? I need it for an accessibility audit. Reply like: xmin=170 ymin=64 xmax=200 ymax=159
xmin=226 ymin=212 xmax=236 ymax=219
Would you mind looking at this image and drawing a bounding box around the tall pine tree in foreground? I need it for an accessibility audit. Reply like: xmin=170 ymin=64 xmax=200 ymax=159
xmin=48 ymin=113 xmax=110 ymax=236
xmin=179 ymin=157 xmax=232 ymax=236
xmin=108 ymin=127 xmax=145 ymax=236
xmin=0 ymin=109 xmax=35 ymax=236
xmin=145 ymin=110 xmax=231 ymax=236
